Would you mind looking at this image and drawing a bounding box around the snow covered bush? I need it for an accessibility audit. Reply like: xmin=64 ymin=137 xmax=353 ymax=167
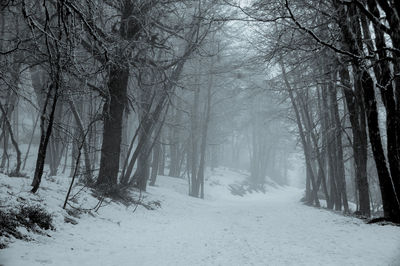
xmin=0 ymin=204 xmax=54 ymax=249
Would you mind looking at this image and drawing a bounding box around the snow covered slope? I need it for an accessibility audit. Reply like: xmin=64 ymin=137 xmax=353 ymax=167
xmin=1 ymin=169 xmax=400 ymax=266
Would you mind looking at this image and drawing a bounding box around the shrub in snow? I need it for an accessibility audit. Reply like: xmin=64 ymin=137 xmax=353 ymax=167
xmin=7 ymin=170 xmax=27 ymax=178
xmin=0 ymin=204 xmax=54 ymax=249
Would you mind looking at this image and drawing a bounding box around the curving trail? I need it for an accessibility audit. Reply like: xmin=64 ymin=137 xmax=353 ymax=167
xmin=1 ymin=169 xmax=400 ymax=266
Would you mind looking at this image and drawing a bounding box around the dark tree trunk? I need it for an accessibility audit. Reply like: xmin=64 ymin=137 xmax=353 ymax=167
xmin=1 ymin=121 xmax=9 ymax=170
xmin=120 ymin=111 xmax=129 ymax=169
xmin=340 ymin=67 xmax=370 ymax=216
xmin=361 ymin=72 xmax=400 ymax=222
xmin=1 ymin=90 xmax=17 ymax=170
xmin=134 ymin=125 xmax=151 ymax=190
xmin=333 ymin=0 xmax=400 ymax=221
xmin=70 ymin=126 xmax=81 ymax=178
xmin=317 ymin=84 xmax=331 ymax=206
xmin=31 ymin=84 xmax=58 ymax=193
xmin=121 ymin=100 xmax=165 ymax=185
xmin=97 ymin=65 xmax=128 ymax=187
xmin=362 ymin=3 xmax=400 ymax=204
xmin=97 ymin=0 xmax=145 ymax=188
xmin=0 ymin=102 xmax=21 ymax=175
xmin=328 ymin=73 xmax=349 ymax=212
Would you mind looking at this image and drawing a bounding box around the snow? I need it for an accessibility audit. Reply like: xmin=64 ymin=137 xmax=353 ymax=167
xmin=1 ymin=168 xmax=400 ymax=266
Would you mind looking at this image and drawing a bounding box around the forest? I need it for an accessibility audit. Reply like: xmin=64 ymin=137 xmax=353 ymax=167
xmin=0 ymin=0 xmax=400 ymax=265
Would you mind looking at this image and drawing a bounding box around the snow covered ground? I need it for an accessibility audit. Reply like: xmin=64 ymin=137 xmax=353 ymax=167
xmin=1 ymin=168 xmax=400 ymax=266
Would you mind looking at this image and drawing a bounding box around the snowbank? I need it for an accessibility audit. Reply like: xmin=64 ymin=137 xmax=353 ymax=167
xmin=0 ymin=169 xmax=399 ymax=266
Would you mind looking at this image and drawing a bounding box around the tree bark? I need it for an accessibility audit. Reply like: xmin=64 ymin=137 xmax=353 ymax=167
xmin=328 ymin=72 xmax=349 ymax=212
xmin=333 ymin=0 xmax=400 ymax=221
xmin=149 ymin=140 xmax=161 ymax=186
xmin=97 ymin=65 xmax=128 ymax=187
xmin=0 ymin=102 xmax=21 ymax=175
xmin=339 ymin=66 xmax=370 ymax=216
xmin=31 ymin=83 xmax=58 ymax=193
xmin=361 ymin=71 xmax=400 ymax=222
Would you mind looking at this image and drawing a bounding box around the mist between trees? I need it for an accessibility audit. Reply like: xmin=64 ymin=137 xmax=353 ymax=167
xmin=1 ymin=0 xmax=400 ymax=224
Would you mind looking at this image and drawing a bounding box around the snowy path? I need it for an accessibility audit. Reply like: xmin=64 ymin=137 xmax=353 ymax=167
xmin=1 ymin=171 xmax=400 ymax=266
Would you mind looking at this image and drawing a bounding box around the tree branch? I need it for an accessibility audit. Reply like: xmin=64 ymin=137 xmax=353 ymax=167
xmin=285 ymin=0 xmax=361 ymax=60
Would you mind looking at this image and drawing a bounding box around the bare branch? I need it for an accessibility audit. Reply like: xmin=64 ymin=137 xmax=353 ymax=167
xmin=285 ymin=0 xmax=361 ymax=60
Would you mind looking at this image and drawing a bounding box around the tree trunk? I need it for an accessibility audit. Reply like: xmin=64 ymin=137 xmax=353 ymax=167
xmin=149 ymin=141 xmax=161 ymax=186
xmin=333 ymin=0 xmax=400 ymax=220
xmin=361 ymin=71 xmax=400 ymax=222
xmin=340 ymin=66 xmax=370 ymax=216
xmin=23 ymin=112 xmax=40 ymax=170
xmin=68 ymin=98 xmax=93 ymax=184
xmin=328 ymin=72 xmax=349 ymax=212
xmin=189 ymin=70 xmax=200 ymax=197
xmin=0 ymin=102 xmax=21 ymax=175
xmin=362 ymin=3 xmax=400 ymax=204
xmin=158 ymin=140 xmax=165 ymax=176
xmin=317 ymin=85 xmax=330 ymax=205
xmin=197 ymin=58 xmax=213 ymax=199
xmin=31 ymin=83 xmax=59 ymax=193
xmin=97 ymin=65 xmax=128 ymax=187
xmin=280 ymin=60 xmax=320 ymax=207
xmin=169 ymin=99 xmax=182 ymax=177
xmin=134 ymin=124 xmax=151 ymax=190
xmin=48 ymin=103 xmax=64 ymax=176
